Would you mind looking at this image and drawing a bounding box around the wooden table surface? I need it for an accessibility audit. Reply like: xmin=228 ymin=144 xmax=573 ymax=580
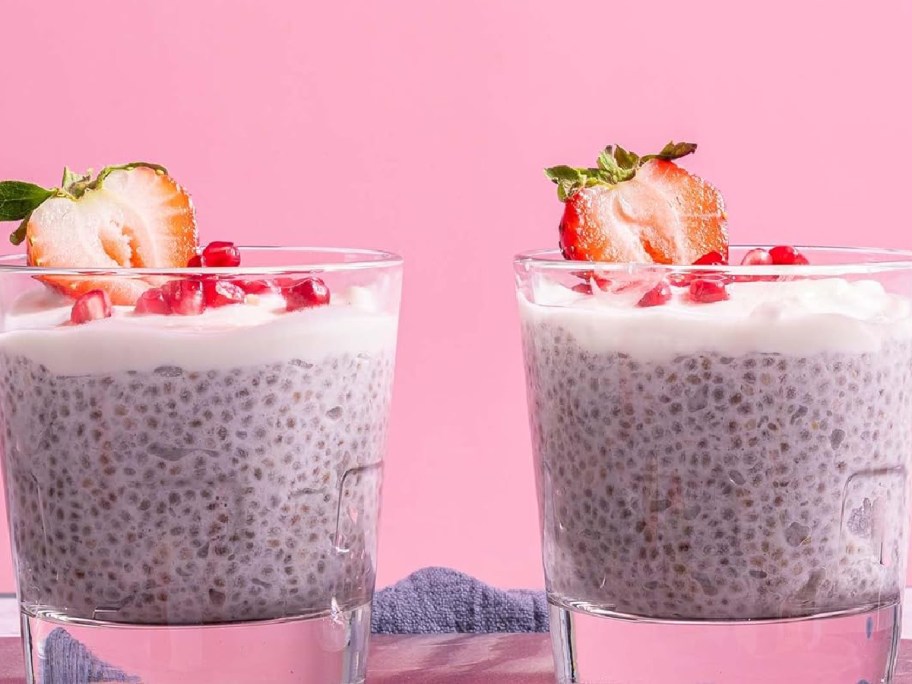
xmin=2 ymin=633 xmax=912 ymax=683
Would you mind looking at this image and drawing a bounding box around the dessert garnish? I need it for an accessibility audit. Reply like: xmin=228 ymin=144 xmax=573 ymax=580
xmin=636 ymin=280 xmax=672 ymax=308
xmin=285 ymin=277 xmax=331 ymax=311
xmin=547 ymin=143 xmax=813 ymax=305
xmin=70 ymin=289 xmax=112 ymax=324
xmin=545 ymin=142 xmax=728 ymax=265
xmin=0 ymin=165 xmax=331 ymax=322
xmin=0 ymin=164 xmax=196 ymax=304
xmin=767 ymin=245 xmax=809 ymax=265
xmin=688 ymin=277 xmax=729 ymax=303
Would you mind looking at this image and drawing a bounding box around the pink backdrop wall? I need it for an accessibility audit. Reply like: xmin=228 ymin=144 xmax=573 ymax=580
xmin=0 ymin=0 xmax=910 ymax=593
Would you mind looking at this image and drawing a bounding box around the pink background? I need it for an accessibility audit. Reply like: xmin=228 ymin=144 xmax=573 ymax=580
xmin=0 ymin=0 xmax=910 ymax=593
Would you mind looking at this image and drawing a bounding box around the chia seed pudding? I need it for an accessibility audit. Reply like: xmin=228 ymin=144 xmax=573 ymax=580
xmin=0 ymin=290 xmax=397 ymax=625
xmin=519 ymin=277 xmax=912 ymax=620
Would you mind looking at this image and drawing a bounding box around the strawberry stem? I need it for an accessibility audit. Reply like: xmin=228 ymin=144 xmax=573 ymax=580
xmin=545 ymin=141 xmax=698 ymax=201
xmin=9 ymin=213 xmax=31 ymax=246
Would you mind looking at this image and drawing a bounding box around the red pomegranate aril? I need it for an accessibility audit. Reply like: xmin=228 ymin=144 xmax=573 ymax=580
xmin=637 ymin=280 xmax=672 ymax=308
xmin=187 ymin=254 xmax=203 ymax=268
xmin=741 ymin=248 xmax=773 ymax=266
xmin=162 ymin=279 xmax=206 ymax=315
xmin=235 ymin=279 xmax=281 ymax=295
xmin=689 ymin=277 xmax=730 ymax=303
xmin=201 ymin=241 xmax=241 ymax=268
xmin=693 ymin=251 xmax=727 ymax=266
xmin=134 ymin=288 xmax=172 ymax=315
xmin=571 ymin=282 xmax=593 ymax=295
xmin=768 ymin=245 xmax=809 ymax=265
xmin=669 ymin=251 xmax=729 ymax=288
xmin=573 ymin=272 xmax=612 ymax=293
xmin=667 ymin=272 xmax=691 ymax=288
xmin=285 ymin=277 xmax=331 ymax=311
xmin=71 ymin=289 xmax=112 ymax=325
xmin=592 ymin=275 xmax=613 ymax=291
xmin=203 ymin=279 xmax=246 ymax=307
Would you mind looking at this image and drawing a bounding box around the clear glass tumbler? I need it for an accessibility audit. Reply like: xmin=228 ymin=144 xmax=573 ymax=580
xmin=0 ymin=247 xmax=401 ymax=683
xmin=515 ymin=246 xmax=912 ymax=684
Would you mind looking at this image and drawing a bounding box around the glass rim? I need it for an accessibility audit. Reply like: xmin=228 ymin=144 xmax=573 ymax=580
xmin=0 ymin=245 xmax=403 ymax=276
xmin=514 ymin=245 xmax=912 ymax=276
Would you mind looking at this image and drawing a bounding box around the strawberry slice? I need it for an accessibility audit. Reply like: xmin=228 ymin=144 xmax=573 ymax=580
xmin=546 ymin=142 xmax=727 ymax=265
xmin=0 ymin=163 xmax=197 ymax=304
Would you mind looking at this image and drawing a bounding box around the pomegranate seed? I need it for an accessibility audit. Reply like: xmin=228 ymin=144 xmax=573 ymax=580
xmin=736 ymin=248 xmax=778 ymax=282
xmin=768 ymin=245 xmax=809 ymax=265
xmin=693 ymin=251 xmax=727 ymax=266
xmin=689 ymin=277 xmax=730 ymax=303
xmin=741 ymin=248 xmax=773 ymax=266
xmin=235 ymin=279 xmax=282 ymax=295
xmin=201 ymin=241 xmax=241 ymax=268
xmin=203 ymin=280 xmax=246 ymax=307
xmin=592 ymin=275 xmax=613 ymax=291
xmin=670 ymin=251 xmax=729 ymax=288
xmin=275 ymin=277 xmax=299 ymax=289
xmin=571 ymin=282 xmax=593 ymax=294
xmin=573 ymin=272 xmax=612 ymax=293
xmin=70 ymin=290 xmax=112 ymax=325
xmin=187 ymin=254 xmax=203 ymax=268
xmin=134 ymin=288 xmax=172 ymax=315
xmin=162 ymin=279 xmax=206 ymax=315
xmin=285 ymin=277 xmax=331 ymax=311
xmin=637 ymin=280 xmax=672 ymax=308
xmin=667 ymin=273 xmax=691 ymax=288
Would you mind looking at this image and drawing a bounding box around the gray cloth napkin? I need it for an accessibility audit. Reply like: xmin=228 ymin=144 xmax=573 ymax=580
xmin=41 ymin=629 xmax=139 ymax=684
xmin=371 ymin=566 xmax=549 ymax=634
xmin=39 ymin=567 xmax=549 ymax=683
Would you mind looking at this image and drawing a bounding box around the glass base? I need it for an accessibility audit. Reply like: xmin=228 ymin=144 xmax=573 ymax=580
xmin=20 ymin=602 xmax=371 ymax=684
xmin=549 ymin=599 xmax=901 ymax=684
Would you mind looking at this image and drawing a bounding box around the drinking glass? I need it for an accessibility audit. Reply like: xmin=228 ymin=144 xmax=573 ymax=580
xmin=0 ymin=247 xmax=401 ymax=683
xmin=515 ymin=246 xmax=912 ymax=683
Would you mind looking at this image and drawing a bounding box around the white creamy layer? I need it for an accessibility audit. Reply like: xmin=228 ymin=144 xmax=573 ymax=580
xmin=519 ymin=277 xmax=912 ymax=359
xmin=0 ymin=287 xmax=398 ymax=374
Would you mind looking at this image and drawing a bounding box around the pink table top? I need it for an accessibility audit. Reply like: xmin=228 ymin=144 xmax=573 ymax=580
xmin=1 ymin=633 xmax=912 ymax=683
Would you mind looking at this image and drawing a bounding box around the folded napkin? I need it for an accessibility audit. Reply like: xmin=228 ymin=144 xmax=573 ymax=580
xmin=371 ymin=566 xmax=549 ymax=634
xmin=41 ymin=629 xmax=139 ymax=684
xmin=39 ymin=567 xmax=548 ymax=683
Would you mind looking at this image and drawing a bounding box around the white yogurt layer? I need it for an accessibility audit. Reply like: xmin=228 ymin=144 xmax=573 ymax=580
xmin=519 ymin=277 xmax=912 ymax=359
xmin=0 ymin=287 xmax=398 ymax=374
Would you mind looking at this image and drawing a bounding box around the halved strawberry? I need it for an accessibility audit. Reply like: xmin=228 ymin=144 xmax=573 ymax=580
xmin=546 ymin=142 xmax=727 ymax=265
xmin=0 ymin=163 xmax=197 ymax=304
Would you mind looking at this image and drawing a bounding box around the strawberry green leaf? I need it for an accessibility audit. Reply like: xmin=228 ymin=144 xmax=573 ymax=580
xmin=609 ymin=145 xmax=641 ymax=172
xmin=596 ymin=146 xmax=639 ymax=184
xmin=546 ymin=141 xmax=699 ymax=200
xmin=544 ymin=166 xmax=589 ymax=202
xmin=0 ymin=181 xmax=54 ymax=222
xmin=544 ymin=166 xmax=585 ymax=183
xmin=641 ymin=141 xmax=697 ymax=164
xmin=9 ymin=213 xmax=30 ymax=246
